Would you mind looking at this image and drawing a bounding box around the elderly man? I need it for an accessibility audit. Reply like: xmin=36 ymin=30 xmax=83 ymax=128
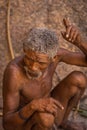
xmin=3 ymin=18 xmax=87 ymax=130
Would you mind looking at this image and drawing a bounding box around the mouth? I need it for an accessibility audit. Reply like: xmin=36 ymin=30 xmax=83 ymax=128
xmin=24 ymin=66 xmax=42 ymax=78
xmin=28 ymin=69 xmax=40 ymax=77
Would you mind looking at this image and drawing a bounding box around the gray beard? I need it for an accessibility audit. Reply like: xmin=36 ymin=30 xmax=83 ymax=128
xmin=24 ymin=66 xmax=42 ymax=79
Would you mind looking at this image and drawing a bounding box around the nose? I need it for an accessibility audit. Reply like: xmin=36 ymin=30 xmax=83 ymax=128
xmin=32 ymin=62 xmax=38 ymax=71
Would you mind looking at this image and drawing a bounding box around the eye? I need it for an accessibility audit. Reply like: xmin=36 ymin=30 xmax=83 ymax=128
xmin=25 ymin=56 xmax=34 ymax=62
xmin=38 ymin=62 xmax=49 ymax=69
xmin=38 ymin=61 xmax=47 ymax=65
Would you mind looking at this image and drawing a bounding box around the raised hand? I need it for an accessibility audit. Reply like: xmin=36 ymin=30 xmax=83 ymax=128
xmin=31 ymin=98 xmax=64 ymax=116
xmin=62 ymin=18 xmax=82 ymax=46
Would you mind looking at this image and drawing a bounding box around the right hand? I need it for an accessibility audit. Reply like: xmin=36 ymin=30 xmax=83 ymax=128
xmin=31 ymin=98 xmax=64 ymax=116
xmin=62 ymin=18 xmax=83 ymax=46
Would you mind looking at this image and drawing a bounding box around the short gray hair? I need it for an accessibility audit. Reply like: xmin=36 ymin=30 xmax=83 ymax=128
xmin=23 ymin=28 xmax=59 ymax=58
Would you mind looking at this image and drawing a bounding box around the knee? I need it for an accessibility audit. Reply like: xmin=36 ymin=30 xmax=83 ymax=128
xmin=69 ymin=71 xmax=87 ymax=89
xmin=37 ymin=112 xmax=55 ymax=128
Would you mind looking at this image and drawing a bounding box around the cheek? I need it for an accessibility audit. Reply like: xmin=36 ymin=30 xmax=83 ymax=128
xmin=24 ymin=58 xmax=31 ymax=67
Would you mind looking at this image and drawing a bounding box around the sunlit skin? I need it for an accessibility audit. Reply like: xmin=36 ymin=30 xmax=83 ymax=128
xmin=24 ymin=49 xmax=52 ymax=77
xmin=3 ymin=18 xmax=87 ymax=130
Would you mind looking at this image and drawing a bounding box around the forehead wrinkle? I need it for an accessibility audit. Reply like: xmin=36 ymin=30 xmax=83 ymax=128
xmin=25 ymin=49 xmax=37 ymax=59
xmin=25 ymin=49 xmax=50 ymax=63
xmin=36 ymin=53 xmax=50 ymax=63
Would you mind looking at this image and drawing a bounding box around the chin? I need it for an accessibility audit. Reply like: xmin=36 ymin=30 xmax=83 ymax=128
xmin=28 ymin=69 xmax=42 ymax=78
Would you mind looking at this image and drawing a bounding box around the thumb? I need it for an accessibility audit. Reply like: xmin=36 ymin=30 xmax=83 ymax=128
xmin=61 ymin=31 xmax=66 ymax=38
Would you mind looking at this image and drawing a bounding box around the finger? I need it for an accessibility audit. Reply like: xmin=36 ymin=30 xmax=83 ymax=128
xmin=46 ymin=106 xmax=57 ymax=116
xmin=53 ymin=104 xmax=58 ymax=110
xmin=46 ymin=103 xmax=58 ymax=110
xmin=56 ymin=102 xmax=64 ymax=110
xmin=69 ymin=27 xmax=76 ymax=41
xmin=45 ymin=105 xmax=52 ymax=112
xmin=72 ymin=30 xmax=79 ymax=42
xmin=51 ymin=108 xmax=57 ymax=117
xmin=63 ymin=17 xmax=71 ymax=28
xmin=66 ymin=25 xmax=72 ymax=39
xmin=39 ymin=106 xmax=46 ymax=112
xmin=52 ymin=99 xmax=64 ymax=110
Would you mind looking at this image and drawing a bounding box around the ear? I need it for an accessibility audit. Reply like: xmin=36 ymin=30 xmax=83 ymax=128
xmin=23 ymin=46 xmax=26 ymax=52
xmin=23 ymin=47 xmax=28 ymax=55
xmin=23 ymin=44 xmax=27 ymax=53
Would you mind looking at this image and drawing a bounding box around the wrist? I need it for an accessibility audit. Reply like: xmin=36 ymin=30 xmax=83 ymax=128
xmin=77 ymin=39 xmax=86 ymax=48
xmin=30 ymin=100 xmax=37 ymax=111
xmin=18 ymin=102 xmax=36 ymax=121
xmin=18 ymin=109 xmax=28 ymax=121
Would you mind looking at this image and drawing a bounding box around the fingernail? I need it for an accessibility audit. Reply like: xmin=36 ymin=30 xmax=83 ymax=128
xmin=66 ymin=34 xmax=69 ymax=38
xmin=69 ymin=38 xmax=71 ymax=41
xmin=62 ymin=107 xmax=64 ymax=110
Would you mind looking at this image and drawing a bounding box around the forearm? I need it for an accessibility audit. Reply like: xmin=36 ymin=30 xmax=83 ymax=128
xmin=3 ymin=102 xmax=36 ymax=128
xmin=77 ymin=40 xmax=87 ymax=56
xmin=58 ymin=47 xmax=87 ymax=66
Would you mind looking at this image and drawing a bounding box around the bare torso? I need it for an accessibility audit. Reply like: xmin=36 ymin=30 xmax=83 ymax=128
xmin=10 ymin=55 xmax=58 ymax=108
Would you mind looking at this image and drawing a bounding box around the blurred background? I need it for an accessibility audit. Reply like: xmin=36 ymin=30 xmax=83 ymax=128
xmin=0 ymin=0 xmax=87 ymax=129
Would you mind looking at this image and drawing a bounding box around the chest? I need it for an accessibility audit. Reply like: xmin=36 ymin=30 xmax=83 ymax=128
xmin=20 ymin=63 xmax=57 ymax=104
xmin=20 ymin=76 xmax=52 ymax=103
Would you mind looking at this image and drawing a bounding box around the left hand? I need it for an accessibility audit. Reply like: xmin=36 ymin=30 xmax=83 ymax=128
xmin=61 ymin=18 xmax=82 ymax=46
xmin=31 ymin=98 xmax=64 ymax=116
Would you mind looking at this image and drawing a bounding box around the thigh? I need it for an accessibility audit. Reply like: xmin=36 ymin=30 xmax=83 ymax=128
xmin=33 ymin=112 xmax=55 ymax=128
xmin=51 ymin=71 xmax=80 ymax=125
xmin=51 ymin=71 xmax=81 ymax=104
xmin=22 ymin=115 xmax=36 ymax=130
xmin=23 ymin=112 xmax=54 ymax=130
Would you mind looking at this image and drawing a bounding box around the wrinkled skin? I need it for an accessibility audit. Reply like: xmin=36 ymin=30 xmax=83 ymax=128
xmin=3 ymin=18 xmax=87 ymax=130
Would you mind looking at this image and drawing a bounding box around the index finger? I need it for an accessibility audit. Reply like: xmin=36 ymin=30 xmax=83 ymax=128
xmin=53 ymin=99 xmax=64 ymax=110
xmin=63 ymin=17 xmax=71 ymax=28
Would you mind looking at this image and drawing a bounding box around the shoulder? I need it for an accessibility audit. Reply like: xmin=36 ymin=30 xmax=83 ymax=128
xmin=3 ymin=56 xmax=25 ymax=90
xmin=4 ymin=59 xmax=20 ymax=79
xmin=4 ymin=55 xmax=24 ymax=77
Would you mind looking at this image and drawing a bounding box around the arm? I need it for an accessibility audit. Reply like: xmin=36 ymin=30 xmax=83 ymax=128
xmin=3 ymin=65 xmax=36 ymax=129
xmin=60 ymin=18 xmax=87 ymax=66
xmin=59 ymin=48 xmax=87 ymax=66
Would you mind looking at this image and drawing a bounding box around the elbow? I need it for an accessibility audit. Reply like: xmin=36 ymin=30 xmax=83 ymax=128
xmin=3 ymin=116 xmax=19 ymax=130
xmin=3 ymin=118 xmax=14 ymax=130
xmin=3 ymin=113 xmax=24 ymax=130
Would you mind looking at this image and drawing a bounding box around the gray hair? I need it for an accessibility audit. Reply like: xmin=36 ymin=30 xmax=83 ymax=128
xmin=23 ymin=28 xmax=59 ymax=58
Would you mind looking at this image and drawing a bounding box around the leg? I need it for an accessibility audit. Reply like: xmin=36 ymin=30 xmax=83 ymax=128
xmin=32 ymin=112 xmax=55 ymax=130
xmin=24 ymin=112 xmax=55 ymax=130
xmin=51 ymin=71 xmax=87 ymax=128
